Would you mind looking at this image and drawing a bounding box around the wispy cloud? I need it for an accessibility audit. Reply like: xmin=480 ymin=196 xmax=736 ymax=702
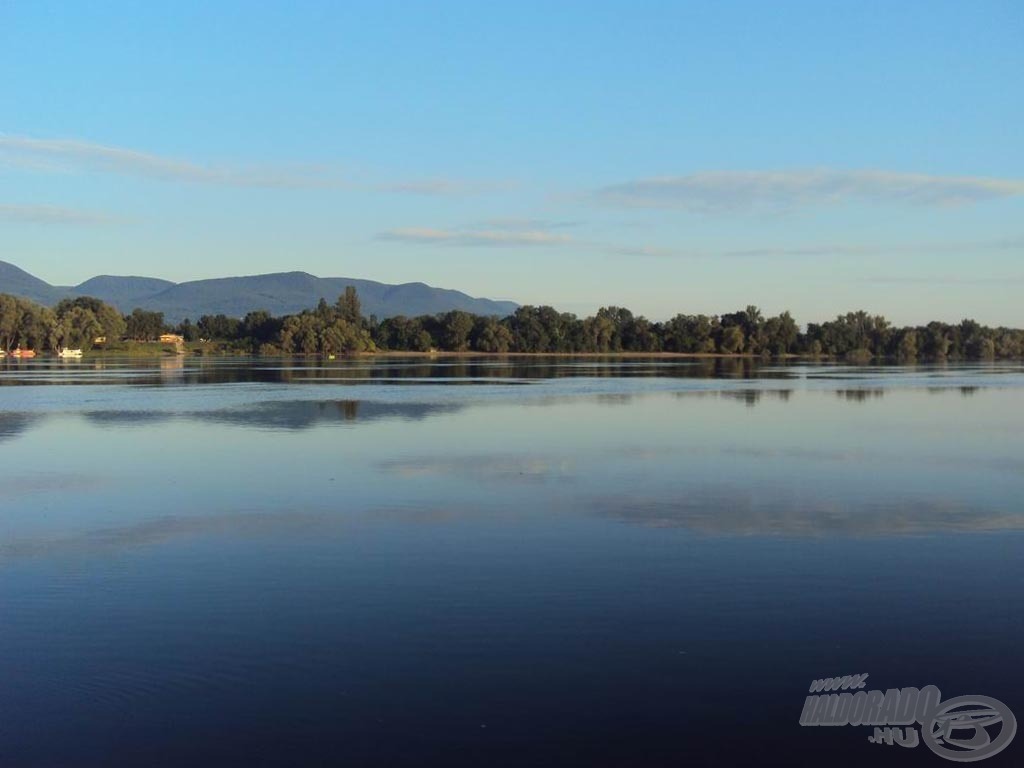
xmin=378 ymin=226 xmax=573 ymax=247
xmin=479 ymin=217 xmax=579 ymax=231
xmin=860 ymin=275 xmax=1024 ymax=286
xmin=0 ymin=134 xmax=338 ymax=188
xmin=0 ymin=135 xmax=516 ymax=196
xmin=607 ymin=236 xmax=1024 ymax=260
xmin=597 ymin=169 xmax=1024 ymax=212
xmin=608 ymin=243 xmax=874 ymax=259
xmin=0 ymin=203 xmax=116 ymax=225
xmin=383 ymin=178 xmax=512 ymax=196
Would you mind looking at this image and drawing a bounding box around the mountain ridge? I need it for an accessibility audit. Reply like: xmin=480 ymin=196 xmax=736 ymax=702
xmin=0 ymin=260 xmax=519 ymax=322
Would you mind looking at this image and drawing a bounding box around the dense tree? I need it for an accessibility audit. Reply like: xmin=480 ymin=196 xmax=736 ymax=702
xmin=995 ymin=329 xmax=1023 ymax=359
xmin=508 ymin=306 xmax=554 ymax=352
xmin=3 ymin=288 xmax=1024 ymax=360
xmin=719 ymin=325 xmax=745 ymax=354
xmin=276 ymin=289 xmax=374 ymax=355
xmin=896 ymin=329 xmax=919 ymax=361
xmin=176 ymin=318 xmax=201 ymax=342
xmin=126 ymin=308 xmax=166 ymax=341
xmin=53 ymin=306 xmax=102 ymax=350
xmin=662 ymin=314 xmax=716 ymax=353
xmin=471 ymin=316 xmax=513 ymax=353
xmin=197 ymin=314 xmax=241 ymax=341
xmin=0 ymin=294 xmax=55 ymax=352
xmin=241 ymin=311 xmax=281 ymax=346
xmin=921 ymin=322 xmax=952 ymax=359
xmin=763 ymin=311 xmax=799 ymax=356
xmin=337 ymin=286 xmax=362 ymax=326
xmin=55 ymin=296 xmax=126 ymax=342
xmin=441 ymin=310 xmax=475 ymax=352
xmin=0 ymin=294 xmax=21 ymax=352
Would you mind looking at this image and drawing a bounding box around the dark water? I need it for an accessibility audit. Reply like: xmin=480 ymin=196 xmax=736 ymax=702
xmin=1 ymin=357 xmax=1022 ymax=767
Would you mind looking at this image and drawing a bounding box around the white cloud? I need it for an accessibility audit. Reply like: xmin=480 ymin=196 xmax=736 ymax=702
xmin=597 ymin=169 xmax=1024 ymax=211
xmin=378 ymin=227 xmax=573 ymax=247
xmin=0 ymin=134 xmax=337 ymax=188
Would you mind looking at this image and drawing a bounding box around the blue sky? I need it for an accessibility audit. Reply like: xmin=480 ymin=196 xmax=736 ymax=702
xmin=1 ymin=0 xmax=1022 ymax=324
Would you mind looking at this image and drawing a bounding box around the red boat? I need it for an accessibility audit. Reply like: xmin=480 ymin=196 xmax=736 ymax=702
xmin=11 ymin=348 xmax=37 ymax=358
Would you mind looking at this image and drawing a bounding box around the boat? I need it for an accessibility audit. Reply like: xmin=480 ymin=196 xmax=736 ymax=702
xmin=58 ymin=348 xmax=84 ymax=358
xmin=11 ymin=348 xmax=36 ymax=358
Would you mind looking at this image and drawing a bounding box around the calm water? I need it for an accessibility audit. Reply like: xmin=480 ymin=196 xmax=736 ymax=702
xmin=1 ymin=357 xmax=1022 ymax=767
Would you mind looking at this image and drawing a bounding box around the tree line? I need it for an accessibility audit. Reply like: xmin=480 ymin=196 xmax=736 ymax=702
xmin=2 ymin=289 xmax=1023 ymax=360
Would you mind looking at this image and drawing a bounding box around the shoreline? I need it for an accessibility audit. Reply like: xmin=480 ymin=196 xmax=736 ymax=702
xmin=5 ymin=349 xmax=1017 ymax=363
xmin=4 ymin=349 xmax=802 ymax=361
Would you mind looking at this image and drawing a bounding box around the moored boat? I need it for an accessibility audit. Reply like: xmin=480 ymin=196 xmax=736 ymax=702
xmin=11 ymin=348 xmax=36 ymax=358
xmin=58 ymin=348 xmax=84 ymax=358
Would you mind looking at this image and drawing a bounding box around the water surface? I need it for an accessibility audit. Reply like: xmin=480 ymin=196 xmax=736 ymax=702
xmin=2 ymin=358 xmax=1022 ymax=766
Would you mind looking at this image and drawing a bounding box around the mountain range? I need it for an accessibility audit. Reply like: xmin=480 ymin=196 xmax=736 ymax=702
xmin=0 ymin=260 xmax=518 ymax=322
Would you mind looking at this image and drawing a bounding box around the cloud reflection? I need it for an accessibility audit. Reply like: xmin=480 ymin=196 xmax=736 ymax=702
xmin=377 ymin=455 xmax=575 ymax=484
xmin=595 ymin=486 xmax=1024 ymax=535
xmin=0 ymin=510 xmax=343 ymax=561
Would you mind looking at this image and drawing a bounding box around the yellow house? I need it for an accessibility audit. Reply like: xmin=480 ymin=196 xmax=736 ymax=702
xmin=159 ymin=333 xmax=185 ymax=344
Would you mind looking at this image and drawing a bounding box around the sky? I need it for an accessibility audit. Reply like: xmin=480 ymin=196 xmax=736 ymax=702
xmin=1 ymin=0 xmax=1022 ymax=325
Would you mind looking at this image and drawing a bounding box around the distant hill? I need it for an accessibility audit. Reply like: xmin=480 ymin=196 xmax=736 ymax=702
xmin=0 ymin=261 xmax=518 ymax=322
xmin=0 ymin=261 xmax=65 ymax=305
xmin=73 ymin=274 xmax=177 ymax=308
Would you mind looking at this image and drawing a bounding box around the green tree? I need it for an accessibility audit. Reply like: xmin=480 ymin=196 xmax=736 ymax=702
xmin=176 ymin=319 xmax=201 ymax=342
xmin=0 ymin=294 xmax=23 ymax=352
xmin=126 ymin=308 xmax=166 ymax=341
xmin=472 ymin=317 xmax=512 ymax=353
xmin=197 ymin=314 xmax=241 ymax=341
xmin=54 ymin=306 xmax=102 ymax=350
xmin=719 ymin=325 xmax=745 ymax=354
xmin=896 ymin=330 xmax=918 ymax=361
xmin=441 ymin=310 xmax=474 ymax=351
xmin=337 ymin=286 xmax=362 ymax=325
xmin=413 ymin=329 xmax=433 ymax=351
xmin=763 ymin=311 xmax=799 ymax=356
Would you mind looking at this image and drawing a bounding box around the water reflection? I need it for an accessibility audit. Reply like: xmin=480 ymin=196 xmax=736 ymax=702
xmin=377 ymin=455 xmax=575 ymax=484
xmin=0 ymin=412 xmax=33 ymax=442
xmin=2 ymin=359 xmax=1023 ymax=768
xmin=3 ymin=355 xmax=790 ymax=387
xmin=718 ymin=388 xmax=796 ymax=406
xmin=597 ymin=487 xmax=1024 ymax=535
xmin=78 ymin=400 xmax=465 ymax=431
xmin=835 ymin=388 xmax=886 ymax=402
xmin=13 ymin=355 xmax=1017 ymax=389
xmin=0 ymin=509 xmax=344 ymax=561
xmin=0 ymin=472 xmax=104 ymax=498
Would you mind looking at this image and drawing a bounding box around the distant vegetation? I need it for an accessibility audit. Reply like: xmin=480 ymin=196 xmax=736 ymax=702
xmin=2 ymin=289 xmax=1022 ymax=360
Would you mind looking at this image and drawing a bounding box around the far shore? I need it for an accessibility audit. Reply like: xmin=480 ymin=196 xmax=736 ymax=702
xmin=6 ymin=347 xmax=981 ymax=363
xmin=4 ymin=347 xmax=806 ymax=361
xmin=364 ymin=350 xmax=785 ymax=359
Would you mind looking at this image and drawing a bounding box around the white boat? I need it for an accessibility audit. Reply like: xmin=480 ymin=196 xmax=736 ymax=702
xmin=58 ymin=348 xmax=84 ymax=358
